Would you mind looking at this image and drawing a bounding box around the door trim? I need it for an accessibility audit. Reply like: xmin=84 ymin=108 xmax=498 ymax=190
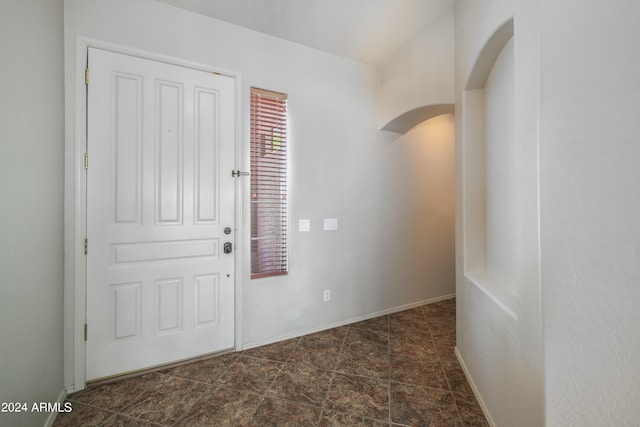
xmin=65 ymin=37 xmax=243 ymax=392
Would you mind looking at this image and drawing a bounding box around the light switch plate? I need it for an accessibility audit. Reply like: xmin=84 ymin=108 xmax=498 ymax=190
xmin=323 ymin=218 xmax=338 ymax=231
xmin=299 ymin=219 xmax=311 ymax=232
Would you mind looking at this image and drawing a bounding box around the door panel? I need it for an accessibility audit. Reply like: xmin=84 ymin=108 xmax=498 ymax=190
xmin=86 ymin=48 xmax=236 ymax=381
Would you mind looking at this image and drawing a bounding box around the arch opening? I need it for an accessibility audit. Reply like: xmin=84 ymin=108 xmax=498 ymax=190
xmin=381 ymin=104 xmax=454 ymax=134
xmin=463 ymin=18 xmax=518 ymax=317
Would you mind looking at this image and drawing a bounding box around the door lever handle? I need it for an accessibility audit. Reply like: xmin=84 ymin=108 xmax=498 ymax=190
xmin=231 ymin=170 xmax=250 ymax=177
xmin=223 ymin=242 xmax=233 ymax=254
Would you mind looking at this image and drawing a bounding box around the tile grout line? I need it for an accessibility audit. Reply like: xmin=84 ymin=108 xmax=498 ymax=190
xmin=100 ymin=371 xmax=182 ymax=426
xmin=247 ymin=340 xmax=324 ymax=423
xmin=241 ymin=339 xmax=304 ymax=426
xmin=425 ymin=307 xmax=465 ymax=426
xmin=57 ymin=301 xmax=483 ymax=427
xmin=164 ymin=354 xmax=242 ymax=427
xmin=315 ymin=323 xmax=351 ymax=426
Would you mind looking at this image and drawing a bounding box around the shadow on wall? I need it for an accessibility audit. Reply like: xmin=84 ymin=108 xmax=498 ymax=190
xmin=381 ymin=103 xmax=454 ymax=134
xmin=377 ymin=112 xmax=457 ymax=304
xmin=462 ymin=17 xmax=517 ymax=314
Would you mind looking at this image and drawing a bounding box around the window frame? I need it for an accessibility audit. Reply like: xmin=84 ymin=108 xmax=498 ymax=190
xmin=249 ymin=87 xmax=289 ymax=279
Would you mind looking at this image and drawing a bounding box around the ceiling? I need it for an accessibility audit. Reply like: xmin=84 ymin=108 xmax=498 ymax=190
xmin=155 ymin=0 xmax=455 ymax=65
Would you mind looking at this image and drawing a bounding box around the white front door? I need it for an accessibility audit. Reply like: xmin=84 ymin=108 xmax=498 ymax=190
xmin=86 ymin=48 xmax=236 ymax=381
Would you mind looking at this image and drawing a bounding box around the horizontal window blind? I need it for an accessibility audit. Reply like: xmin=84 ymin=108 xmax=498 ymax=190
xmin=250 ymin=87 xmax=288 ymax=279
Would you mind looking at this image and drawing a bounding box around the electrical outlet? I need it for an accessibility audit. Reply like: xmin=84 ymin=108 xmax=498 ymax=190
xmin=323 ymin=289 xmax=331 ymax=302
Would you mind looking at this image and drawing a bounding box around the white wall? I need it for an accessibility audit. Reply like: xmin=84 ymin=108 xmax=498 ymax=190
xmin=378 ymin=9 xmax=454 ymax=130
xmin=483 ymin=38 xmax=517 ymax=296
xmin=377 ymin=113 xmax=456 ymax=303
xmin=457 ymin=0 xmax=640 ymax=425
xmin=455 ymin=0 xmax=544 ymax=425
xmin=0 ymin=1 xmax=66 ymax=426
xmin=64 ymin=0 xmax=456 ymax=388
xmin=539 ymin=0 xmax=640 ymax=424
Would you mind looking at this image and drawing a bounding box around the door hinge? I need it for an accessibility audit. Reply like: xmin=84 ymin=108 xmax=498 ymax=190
xmin=231 ymin=170 xmax=250 ymax=177
xmin=84 ymin=153 xmax=88 ymax=170
xmin=85 ymin=67 xmax=89 ymax=85
xmin=84 ymin=238 xmax=88 ymax=255
xmin=84 ymin=324 xmax=88 ymax=341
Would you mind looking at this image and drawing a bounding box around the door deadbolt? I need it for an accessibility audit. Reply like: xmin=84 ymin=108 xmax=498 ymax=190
xmin=224 ymin=227 xmax=232 ymax=235
xmin=223 ymin=242 xmax=233 ymax=254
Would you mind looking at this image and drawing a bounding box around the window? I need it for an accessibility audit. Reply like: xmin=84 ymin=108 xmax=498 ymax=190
xmin=250 ymin=87 xmax=288 ymax=278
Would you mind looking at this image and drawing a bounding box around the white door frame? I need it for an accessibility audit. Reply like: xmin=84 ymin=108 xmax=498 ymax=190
xmin=66 ymin=37 xmax=244 ymax=392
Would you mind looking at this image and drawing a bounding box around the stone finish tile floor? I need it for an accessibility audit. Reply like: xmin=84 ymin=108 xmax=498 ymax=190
xmin=54 ymin=298 xmax=488 ymax=426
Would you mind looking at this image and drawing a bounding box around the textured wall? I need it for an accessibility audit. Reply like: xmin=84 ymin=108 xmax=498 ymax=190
xmin=457 ymin=0 xmax=640 ymax=425
xmin=455 ymin=0 xmax=544 ymax=425
xmin=540 ymin=0 xmax=640 ymax=424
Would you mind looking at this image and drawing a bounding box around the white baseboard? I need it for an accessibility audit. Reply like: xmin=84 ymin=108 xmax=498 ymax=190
xmin=43 ymin=388 xmax=67 ymax=427
xmin=455 ymin=346 xmax=497 ymax=427
xmin=242 ymin=294 xmax=455 ymax=351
